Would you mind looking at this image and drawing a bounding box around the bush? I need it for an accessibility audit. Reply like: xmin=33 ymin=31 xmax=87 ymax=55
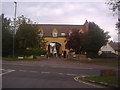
xmin=100 ymin=69 xmax=116 ymax=77
xmin=15 ymin=49 xmax=26 ymax=56
xmin=15 ymin=49 xmax=47 ymax=56
xmin=86 ymin=52 xmax=98 ymax=58
xmin=24 ymin=49 xmax=47 ymax=56
xmin=99 ymin=52 xmax=118 ymax=58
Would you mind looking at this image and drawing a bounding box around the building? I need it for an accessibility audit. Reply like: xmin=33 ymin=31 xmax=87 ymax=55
xmin=36 ymin=20 xmax=89 ymax=56
xmin=99 ymin=41 xmax=120 ymax=55
xmin=109 ymin=41 xmax=120 ymax=55
xmin=99 ymin=43 xmax=116 ymax=55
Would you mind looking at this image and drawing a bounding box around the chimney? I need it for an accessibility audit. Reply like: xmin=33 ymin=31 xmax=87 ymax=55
xmin=84 ymin=20 xmax=89 ymax=32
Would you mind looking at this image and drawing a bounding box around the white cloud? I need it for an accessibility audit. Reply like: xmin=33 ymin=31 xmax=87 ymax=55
xmin=2 ymin=1 xmax=119 ymax=42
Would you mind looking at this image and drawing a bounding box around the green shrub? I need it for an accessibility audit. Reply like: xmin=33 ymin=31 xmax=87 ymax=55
xmin=86 ymin=52 xmax=98 ymax=58
xmin=99 ymin=52 xmax=118 ymax=58
xmin=24 ymin=49 xmax=47 ymax=56
xmin=15 ymin=49 xmax=26 ymax=56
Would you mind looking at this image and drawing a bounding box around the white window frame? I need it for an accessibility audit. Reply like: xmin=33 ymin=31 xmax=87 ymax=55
xmin=52 ymin=32 xmax=57 ymax=37
xmin=61 ymin=33 xmax=66 ymax=36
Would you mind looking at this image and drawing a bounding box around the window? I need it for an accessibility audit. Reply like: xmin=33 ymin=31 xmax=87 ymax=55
xmin=52 ymin=29 xmax=58 ymax=37
xmin=61 ymin=33 xmax=65 ymax=36
xmin=79 ymin=29 xmax=84 ymax=33
xmin=38 ymin=28 xmax=44 ymax=37
xmin=52 ymin=32 xmax=57 ymax=37
xmin=69 ymin=32 xmax=72 ymax=36
xmin=69 ymin=30 xmax=72 ymax=36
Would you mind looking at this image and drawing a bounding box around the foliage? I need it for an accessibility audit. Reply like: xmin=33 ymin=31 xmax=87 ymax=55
xmin=15 ymin=22 xmax=39 ymax=49
xmin=99 ymin=52 xmax=118 ymax=58
xmin=106 ymin=0 xmax=120 ymax=15
xmin=15 ymin=15 xmax=46 ymax=50
xmin=1 ymin=14 xmax=13 ymax=57
xmin=55 ymin=42 xmax=61 ymax=54
xmin=38 ymin=37 xmax=47 ymax=50
xmin=83 ymin=22 xmax=110 ymax=58
xmin=85 ymin=76 xmax=119 ymax=87
xmin=65 ymin=22 xmax=110 ymax=58
xmin=24 ymin=49 xmax=47 ymax=56
xmin=14 ymin=49 xmax=47 ymax=56
xmin=106 ymin=0 xmax=120 ymax=33
xmin=65 ymin=30 xmax=84 ymax=54
xmin=2 ymin=57 xmax=18 ymax=61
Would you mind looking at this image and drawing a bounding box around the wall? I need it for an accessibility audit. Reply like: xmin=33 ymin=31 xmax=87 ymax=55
xmin=44 ymin=37 xmax=69 ymax=54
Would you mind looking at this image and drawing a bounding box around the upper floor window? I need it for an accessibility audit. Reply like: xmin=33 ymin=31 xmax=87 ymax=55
xmin=38 ymin=28 xmax=44 ymax=37
xmin=52 ymin=29 xmax=58 ymax=37
xmin=79 ymin=29 xmax=84 ymax=33
xmin=61 ymin=33 xmax=66 ymax=36
xmin=69 ymin=30 xmax=72 ymax=36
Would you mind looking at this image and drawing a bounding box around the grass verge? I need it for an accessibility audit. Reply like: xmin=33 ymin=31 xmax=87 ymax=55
xmin=2 ymin=57 xmax=40 ymax=61
xmin=2 ymin=57 xmax=18 ymax=61
xmin=84 ymin=76 xmax=119 ymax=87
xmin=67 ymin=58 xmax=119 ymax=67
xmin=88 ymin=62 xmax=119 ymax=67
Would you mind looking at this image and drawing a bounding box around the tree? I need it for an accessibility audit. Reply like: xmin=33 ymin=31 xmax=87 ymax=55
xmin=38 ymin=36 xmax=47 ymax=50
xmin=15 ymin=23 xmax=39 ymax=49
xmin=106 ymin=0 xmax=120 ymax=33
xmin=65 ymin=29 xmax=84 ymax=54
xmin=1 ymin=14 xmax=13 ymax=56
xmin=15 ymin=16 xmax=46 ymax=50
xmin=84 ymin=22 xmax=110 ymax=58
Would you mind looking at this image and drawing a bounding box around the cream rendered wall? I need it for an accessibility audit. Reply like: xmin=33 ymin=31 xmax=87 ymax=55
xmin=99 ymin=43 xmax=116 ymax=54
xmin=44 ymin=37 xmax=69 ymax=54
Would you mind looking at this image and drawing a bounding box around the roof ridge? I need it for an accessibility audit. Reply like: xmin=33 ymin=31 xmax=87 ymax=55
xmin=34 ymin=24 xmax=83 ymax=26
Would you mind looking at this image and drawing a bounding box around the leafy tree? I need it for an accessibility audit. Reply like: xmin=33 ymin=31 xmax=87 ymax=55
xmin=106 ymin=0 xmax=120 ymax=15
xmin=65 ymin=29 xmax=84 ymax=54
xmin=16 ymin=15 xmax=33 ymax=28
xmin=84 ymin=22 xmax=110 ymax=58
xmin=15 ymin=23 xmax=39 ymax=49
xmin=106 ymin=0 xmax=120 ymax=33
xmin=55 ymin=42 xmax=61 ymax=54
xmin=38 ymin=36 xmax=47 ymax=50
xmin=65 ymin=22 xmax=110 ymax=58
xmin=1 ymin=14 xmax=13 ymax=56
xmin=15 ymin=17 xmax=46 ymax=50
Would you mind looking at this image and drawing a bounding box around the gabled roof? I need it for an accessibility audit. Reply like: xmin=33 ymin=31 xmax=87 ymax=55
xmin=34 ymin=24 xmax=86 ymax=37
xmin=109 ymin=41 xmax=120 ymax=51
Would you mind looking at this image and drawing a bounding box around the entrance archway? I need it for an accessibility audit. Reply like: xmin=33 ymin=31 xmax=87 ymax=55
xmin=48 ymin=42 xmax=61 ymax=57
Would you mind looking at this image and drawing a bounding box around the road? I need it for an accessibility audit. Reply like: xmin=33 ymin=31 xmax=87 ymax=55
xmin=2 ymin=58 xmax=118 ymax=88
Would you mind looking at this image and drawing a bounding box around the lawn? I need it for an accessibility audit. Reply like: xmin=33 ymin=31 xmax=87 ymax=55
xmin=2 ymin=57 xmax=40 ymax=61
xmin=84 ymin=76 xmax=119 ymax=87
xmin=2 ymin=57 xmax=18 ymax=61
xmin=88 ymin=62 xmax=119 ymax=67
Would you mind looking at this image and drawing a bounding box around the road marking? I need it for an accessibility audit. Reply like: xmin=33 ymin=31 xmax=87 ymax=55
xmin=0 ymin=69 xmax=4 ymax=70
xmin=57 ymin=73 xmax=63 ymax=75
xmin=66 ymin=73 xmax=77 ymax=76
xmin=29 ymin=71 xmax=37 ymax=73
xmin=0 ymin=69 xmax=15 ymax=76
xmin=3 ymin=63 xmax=33 ymax=66
xmin=74 ymin=76 xmax=105 ymax=88
xmin=19 ymin=70 xmax=27 ymax=72
xmin=41 ymin=72 xmax=50 ymax=74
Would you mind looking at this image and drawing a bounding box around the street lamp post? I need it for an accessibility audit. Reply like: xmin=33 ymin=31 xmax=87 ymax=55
xmin=13 ymin=1 xmax=17 ymax=57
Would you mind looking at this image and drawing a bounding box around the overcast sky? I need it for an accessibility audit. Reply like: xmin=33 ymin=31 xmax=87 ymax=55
xmin=1 ymin=0 xmax=119 ymax=42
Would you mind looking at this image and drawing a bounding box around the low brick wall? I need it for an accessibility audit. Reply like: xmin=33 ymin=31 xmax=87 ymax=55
xmin=25 ymin=55 xmax=33 ymax=59
xmin=68 ymin=54 xmax=88 ymax=61
xmin=100 ymin=69 xmax=116 ymax=77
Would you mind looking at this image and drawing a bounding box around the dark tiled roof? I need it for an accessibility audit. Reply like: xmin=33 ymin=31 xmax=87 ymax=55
xmin=109 ymin=41 xmax=120 ymax=51
xmin=34 ymin=24 xmax=85 ymax=37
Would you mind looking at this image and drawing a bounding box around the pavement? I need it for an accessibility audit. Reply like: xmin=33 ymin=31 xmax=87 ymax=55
xmin=1 ymin=57 xmax=118 ymax=88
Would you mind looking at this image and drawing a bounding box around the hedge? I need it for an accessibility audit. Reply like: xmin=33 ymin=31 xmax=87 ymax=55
xmin=24 ymin=49 xmax=47 ymax=56
xmin=15 ymin=49 xmax=47 ymax=56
